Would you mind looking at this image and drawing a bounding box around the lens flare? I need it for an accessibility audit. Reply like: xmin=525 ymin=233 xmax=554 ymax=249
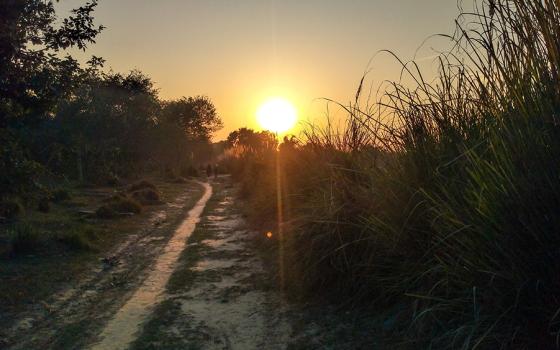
xmin=256 ymin=98 xmax=297 ymax=133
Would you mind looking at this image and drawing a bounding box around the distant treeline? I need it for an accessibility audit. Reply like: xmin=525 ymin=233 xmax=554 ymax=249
xmin=225 ymin=1 xmax=560 ymax=349
xmin=1 ymin=0 xmax=222 ymax=200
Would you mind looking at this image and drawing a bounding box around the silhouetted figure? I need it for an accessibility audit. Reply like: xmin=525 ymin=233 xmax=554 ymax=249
xmin=214 ymin=164 xmax=219 ymax=179
xmin=206 ymin=164 xmax=212 ymax=178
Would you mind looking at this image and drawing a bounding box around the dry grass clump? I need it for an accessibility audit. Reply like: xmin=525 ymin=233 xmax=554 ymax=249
xmin=230 ymin=1 xmax=560 ymax=348
xmin=96 ymin=195 xmax=142 ymax=219
xmin=127 ymin=180 xmax=157 ymax=193
xmin=131 ymin=188 xmax=161 ymax=205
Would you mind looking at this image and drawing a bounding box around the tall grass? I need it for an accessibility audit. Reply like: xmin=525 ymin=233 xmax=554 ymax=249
xmin=230 ymin=0 xmax=560 ymax=348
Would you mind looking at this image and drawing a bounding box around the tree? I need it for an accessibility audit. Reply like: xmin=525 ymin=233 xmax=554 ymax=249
xmin=55 ymin=70 xmax=161 ymax=180
xmin=0 ymin=0 xmax=103 ymax=197
xmin=0 ymin=0 xmax=104 ymax=126
xmin=154 ymin=96 xmax=222 ymax=171
xmin=162 ymin=96 xmax=222 ymax=142
xmin=226 ymin=128 xmax=277 ymax=154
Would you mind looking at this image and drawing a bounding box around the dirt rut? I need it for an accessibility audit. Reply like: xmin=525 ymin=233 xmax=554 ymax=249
xmin=129 ymin=180 xmax=291 ymax=349
xmin=90 ymin=182 xmax=212 ymax=349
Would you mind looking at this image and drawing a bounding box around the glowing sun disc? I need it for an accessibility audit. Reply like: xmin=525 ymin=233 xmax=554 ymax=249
xmin=257 ymin=98 xmax=297 ymax=133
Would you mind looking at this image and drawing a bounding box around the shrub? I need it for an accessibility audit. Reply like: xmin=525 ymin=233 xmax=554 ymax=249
xmin=131 ymin=189 xmax=161 ymax=205
xmin=96 ymin=195 xmax=142 ymax=219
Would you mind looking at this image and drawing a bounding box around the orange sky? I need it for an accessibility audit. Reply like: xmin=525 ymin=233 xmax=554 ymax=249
xmin=57 ymin=0 xmax=460 ymax=140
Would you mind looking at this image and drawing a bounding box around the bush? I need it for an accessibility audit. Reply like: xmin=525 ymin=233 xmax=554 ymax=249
xmin=131 ymin=189 xmax=161 ymax=205
xmin=107 ymin=196 xmax=142 ymax=214
xmin=128 ymin=180 xmax=157 ymax=192
xmin=96 ymin=195 xmax=142 ymax=219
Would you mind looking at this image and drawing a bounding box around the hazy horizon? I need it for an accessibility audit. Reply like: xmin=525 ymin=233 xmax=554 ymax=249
xmin=57 ymin=0 xmax=460 ymax=140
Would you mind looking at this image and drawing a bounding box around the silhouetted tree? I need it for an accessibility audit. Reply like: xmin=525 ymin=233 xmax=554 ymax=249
xmin=156 ymin=96 xmax=222 ymax=172
xmin=0 ymin=0 xmax=103 ymax=127
xmin=162 ymin=96 xmax=222 ymax=141
xmin=55 ymin=70 xmax=160 ymax=180
xmin=226 ymin=128 xmax=277 ymax=154
xmin=0 ymin=0 xmax=103 ymax=197
xmin=0 ymin=1 xmax=223 ymax=198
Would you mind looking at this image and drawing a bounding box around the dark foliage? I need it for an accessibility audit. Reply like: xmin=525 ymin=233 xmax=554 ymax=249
xmin=0 ymin=1 xmax=222 ymax=201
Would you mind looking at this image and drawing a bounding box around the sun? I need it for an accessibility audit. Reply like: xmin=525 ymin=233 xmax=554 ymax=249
xmin=256 ymin=97 xmax=297 ymax=134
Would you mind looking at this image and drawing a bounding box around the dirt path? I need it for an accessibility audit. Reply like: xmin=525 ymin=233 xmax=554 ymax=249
xmin=90 ymin=182 xmax=213 ymax=349
xmin=126 ymin=178 xmax=292 ymax=349
xmin=5 ymin=177 xmax=379 ymax=349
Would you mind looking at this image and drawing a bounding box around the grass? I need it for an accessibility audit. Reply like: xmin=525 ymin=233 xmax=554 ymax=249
xmin=96 ymin=195 xmax=142 ymax=219
xmin=226 ymin=1 xmax=560 ymax=348
xmin=128 ymin=180 xmax=157 ymax=192
xmin=56 ymin=227 xmax=98 ymax=251
xmin=131 ymin=188 xmax=162 ymax=205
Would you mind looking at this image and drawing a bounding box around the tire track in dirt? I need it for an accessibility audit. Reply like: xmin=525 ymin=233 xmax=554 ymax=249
xmin=130 ymin=178 xmax=291 ymax=350
xmin=90 ymin=182 xmax=212 ymax=350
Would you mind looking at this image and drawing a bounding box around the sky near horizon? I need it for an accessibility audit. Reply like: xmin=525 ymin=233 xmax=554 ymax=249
xmin=57 ymin=0 xmax=461 ymax=140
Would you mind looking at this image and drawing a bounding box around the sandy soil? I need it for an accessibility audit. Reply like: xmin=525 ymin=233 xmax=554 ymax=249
xmin=128 ymin=179 xmax=292 ymax=350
